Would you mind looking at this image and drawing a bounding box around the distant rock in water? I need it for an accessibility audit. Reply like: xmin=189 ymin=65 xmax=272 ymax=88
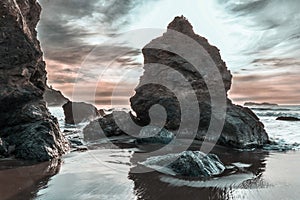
xmin=276 ymin=116 xmax=300 ymax=121
xmin=0 ymin=0 xmax=69 ymax=161
xmin=130 ymin=16 xmax=269 ymax=149
xmin=244 ymin=102 xmax=278 ymax=107
xmin=140 ymin=151 xmax=225 ymax=177
xmin=63 ymin=101 xmax=101 ymax=124
xmin=44 ymin=85 xmax=69 ymax=106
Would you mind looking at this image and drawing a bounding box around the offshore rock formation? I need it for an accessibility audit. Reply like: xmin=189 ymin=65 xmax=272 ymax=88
xmin=0 ymin=0 xmax=69 ymax=160
xmin=63 ymin=101 xmax=101 ymax=124
xmin=130 ymin=16 xmax=269 ymax=149
xmin=44 ymin=85 xmax=69 ymax=106
xmin=276 ymin=116 xmax=300 ymax=121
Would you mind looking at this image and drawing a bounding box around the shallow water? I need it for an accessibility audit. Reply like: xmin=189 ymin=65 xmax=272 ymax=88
xmin=0 ymin=159 xmax=61 ymax=200
xmin=36 ymin=149 xmax=136 ymax=200
xmin=29 ymin=147 xmax=300 ymax=200
xmin=1 ymin=105 xmax=300 ymax=200
xmin=252 ymin=105 xmax=300 ymax=144
xmin=1 ymin=143 xmax=300 ymax=200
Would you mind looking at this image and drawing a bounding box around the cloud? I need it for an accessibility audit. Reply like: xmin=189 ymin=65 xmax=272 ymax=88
xmin=38 ymin=0 xmax=156 ymax=49
xmin=219 ymin=0 xmax=270 ymax=14
xmin=38 ymin=0 xmax=150 ymax=104
xmin=214 ymin=0 xmax=300 ymax=104
xmin=216 ymin=0 xmax=300 ymax=56
xmin=252 ymin=58 xmax=300 ymax=69
xmin=38 ymin=0 xmax=300 ymax=105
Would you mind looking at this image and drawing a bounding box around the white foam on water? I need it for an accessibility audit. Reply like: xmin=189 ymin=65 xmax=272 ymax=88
xmin=160 ymin=173 xmax=255 ymax=188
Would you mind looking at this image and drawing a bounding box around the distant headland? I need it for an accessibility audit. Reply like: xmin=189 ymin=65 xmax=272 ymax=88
xmin=244 ymin=102 xmax=279 ymax=106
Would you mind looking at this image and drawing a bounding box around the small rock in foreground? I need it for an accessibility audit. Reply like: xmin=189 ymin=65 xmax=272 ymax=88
xmin=140 ymin=151 xmax=225 ymax=178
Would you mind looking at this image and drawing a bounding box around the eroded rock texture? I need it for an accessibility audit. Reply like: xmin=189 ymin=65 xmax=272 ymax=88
xmin=0 ymin=0 xmax=69 ymax=161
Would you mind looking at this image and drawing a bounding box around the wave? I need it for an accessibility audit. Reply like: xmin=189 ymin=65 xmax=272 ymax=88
xmin=255 ymin=111 xmax=300 ymax=118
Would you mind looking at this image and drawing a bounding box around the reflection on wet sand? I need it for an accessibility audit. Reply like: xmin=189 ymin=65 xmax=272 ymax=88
xmin=129 ymin=144 xmax=269 ymax=200
xmin=0 ymin=159 xmax=61 ymax=200
xmin=3 ymin=141 xmax=300 ymax=200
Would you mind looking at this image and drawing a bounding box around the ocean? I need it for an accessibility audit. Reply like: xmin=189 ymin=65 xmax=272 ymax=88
xmin=251 ymin=105 xmax=300 ymax=145
xmin=49 ymin=105 xmax=300 ymax=147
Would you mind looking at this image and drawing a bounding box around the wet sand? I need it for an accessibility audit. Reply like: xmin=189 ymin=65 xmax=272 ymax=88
xmin=1 ymin=142 xmax=300 ymax=200
xmin=0 ymin=159 xmax=60 ymax=200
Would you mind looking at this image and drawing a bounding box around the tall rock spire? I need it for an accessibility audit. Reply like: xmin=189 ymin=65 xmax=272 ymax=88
xmin=130 ymin=16 xmax=268 ymax=149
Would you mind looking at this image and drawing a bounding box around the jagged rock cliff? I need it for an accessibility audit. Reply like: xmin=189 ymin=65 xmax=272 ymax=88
xmin=130 ymin=16 xmax=269 ymax=148
xmin=0 ymin=0 xmax=69 ymax=161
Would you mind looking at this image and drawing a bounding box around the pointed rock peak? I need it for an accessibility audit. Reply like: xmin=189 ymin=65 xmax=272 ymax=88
xmin=167 ymin=15 xmax=195 ymax=35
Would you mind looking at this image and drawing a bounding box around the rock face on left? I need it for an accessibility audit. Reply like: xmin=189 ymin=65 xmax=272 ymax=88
xmin=0 ymin=0 xmax=69 ymax=161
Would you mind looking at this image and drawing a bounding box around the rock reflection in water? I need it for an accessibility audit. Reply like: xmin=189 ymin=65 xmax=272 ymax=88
xmin=129 ymin=145 xmax=268 ymax=200
xmin=0 ymin=159 xmax=61 ymax=200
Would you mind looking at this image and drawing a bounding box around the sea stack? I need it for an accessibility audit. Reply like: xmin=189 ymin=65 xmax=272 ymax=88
xmin=63 ymin=101 xmax=101 ymax=124
xmin=130 ymin=16 xmax=269 ymax=148
xmin=0 ymin=0 xmax=69 ymax=160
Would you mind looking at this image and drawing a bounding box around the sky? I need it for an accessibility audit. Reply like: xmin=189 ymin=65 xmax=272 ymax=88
xmin=37 ymin=0 xmax=300 ymax=107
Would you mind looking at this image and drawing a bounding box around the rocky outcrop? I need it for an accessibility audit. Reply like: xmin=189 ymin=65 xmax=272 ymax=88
xmin=276 ymin=116 xmax=300 ymax=121
xmin=62 ymin=101 xmax=101 ymax=124
xmin=44 ymin=85 xmax=69 ymax=106
xmin=0 ymin=0 xmax=69 ymax=160
xmin=130 ymin=16 xmax=269 ymax=149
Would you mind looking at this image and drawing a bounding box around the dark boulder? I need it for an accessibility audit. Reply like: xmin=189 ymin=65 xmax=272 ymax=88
xmin=140 ymin=151 xmax=225 ymax=177
xmin=168 ymin=151 xmax=225 ymax=177
xmin=62 ymin=101 xmax=101 ymax=124
xmin=0 ymin=0 xmax=69 ymax=161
